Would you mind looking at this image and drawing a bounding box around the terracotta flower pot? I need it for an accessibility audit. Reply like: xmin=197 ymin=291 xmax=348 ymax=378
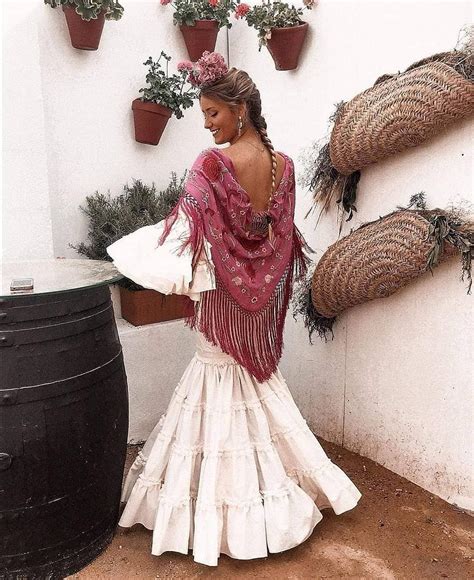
xmin=62 ymin=5 xmax=105 ymax=51
xmin=180 ymin=20 xmax=219 ymax=62
xmin=119 ymin=287 xmax=189 ymax=326
xmin=132 ymin=99 xmax=173 ymax=146
xmin=266 ymin=22 xmax=309 ymax=71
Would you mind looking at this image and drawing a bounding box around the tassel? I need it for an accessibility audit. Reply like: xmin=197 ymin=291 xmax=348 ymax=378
xmin=268 ymin=221 xmax=275 ymax=247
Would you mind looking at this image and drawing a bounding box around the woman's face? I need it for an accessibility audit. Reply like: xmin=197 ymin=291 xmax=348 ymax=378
xmin=200 ymin=95 xmax=242 ymax=145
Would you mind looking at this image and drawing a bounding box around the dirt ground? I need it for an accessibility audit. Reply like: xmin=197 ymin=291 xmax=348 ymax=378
xmin=70 ymin=440 xmax=473 ymax=579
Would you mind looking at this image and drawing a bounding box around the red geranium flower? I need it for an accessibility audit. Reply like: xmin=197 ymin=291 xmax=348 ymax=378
xmin=235 ymin=3 xmax=250 ymax=18
xmin=209 ymin=0 xmax=219 ymax=7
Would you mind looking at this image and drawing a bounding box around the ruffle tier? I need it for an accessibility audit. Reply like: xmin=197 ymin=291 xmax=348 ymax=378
xmin=119 ymin=333 xmax=361 ymax=566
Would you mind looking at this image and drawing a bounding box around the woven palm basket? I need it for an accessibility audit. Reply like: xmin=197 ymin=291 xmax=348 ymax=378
xmin=330 ymin=62 xmax=474 ymax=176
xmin=293 ymin=197 xmax=474 ymax=341
xmin=309 ymin=43 xmax=474 ymax=221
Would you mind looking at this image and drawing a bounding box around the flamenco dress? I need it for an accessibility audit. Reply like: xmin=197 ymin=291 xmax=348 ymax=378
xmin=106 ymin=149 xmax=362 ymax=567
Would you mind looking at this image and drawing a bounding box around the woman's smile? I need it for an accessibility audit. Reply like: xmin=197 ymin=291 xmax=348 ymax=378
xmin=200 ymin=94 xmax=238 ymax=144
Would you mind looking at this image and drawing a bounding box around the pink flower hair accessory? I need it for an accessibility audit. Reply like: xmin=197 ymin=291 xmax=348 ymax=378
xmin=183 ymin=51 xmax=229 ymax=88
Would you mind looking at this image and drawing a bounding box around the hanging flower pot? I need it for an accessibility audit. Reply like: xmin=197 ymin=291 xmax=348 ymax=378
xmin=44 ymin=1 xmax=123 ymax=51
xmin=160 ymin=0 xmax=234 ymax=61
xmin=132 ymin=99 xmax=173 ymax=146
xmin=62 ymin=5 xmax=105 ymax=50
xmin=266 ymin=22 xmax=309 ymax=70
xmin=132 ymin=52 xmax=197 ymax=146
xmin=180 ymin=19 xmax=219 ymax=62
xmin=237 ymin=1 xmax=314 ymax=70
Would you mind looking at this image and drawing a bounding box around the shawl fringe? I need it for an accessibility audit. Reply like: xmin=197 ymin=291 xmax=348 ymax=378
xmin=189 ymin=268 xmax=292 ymax=383
xmin=159 ymin=192 xmax=313 ymax=382
xmin=159 ymin=194 xmax=210 ymax=277
xmin=190 ymin=227 xmax=311 ymax=383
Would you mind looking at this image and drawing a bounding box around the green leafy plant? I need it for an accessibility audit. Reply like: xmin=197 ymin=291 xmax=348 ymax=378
xmin=72 ymin=175 xmax=185 ymax=289
xmin=238 ymin=0 xmax=315 ymax=48
xmin=160 ymin=0 xmax=237 ymax=29
xmin=44 ymin=0 xmax=124 ymax=21
xmin=139 ymin=52 xmax=198 ymax=119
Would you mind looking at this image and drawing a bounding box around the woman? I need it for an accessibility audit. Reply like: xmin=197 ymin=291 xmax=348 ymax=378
xmin=107 ymin=52 xmax=361 ymax=567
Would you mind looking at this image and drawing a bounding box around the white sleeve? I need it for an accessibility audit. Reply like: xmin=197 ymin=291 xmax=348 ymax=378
xmin=106 ymin=209 xmax=215 ymax=301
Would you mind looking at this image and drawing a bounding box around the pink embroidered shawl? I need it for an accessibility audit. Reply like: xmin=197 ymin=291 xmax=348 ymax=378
xmin=160 ymin=148 xmax=310 ymax=382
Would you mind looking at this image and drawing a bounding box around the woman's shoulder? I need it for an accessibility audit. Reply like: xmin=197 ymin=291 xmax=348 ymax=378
xmin=189 ymin=148 xmax=221 ymax=171
xmin=278 ymin=150 xmax=293 ymax=161
xmin=273 ymin=151 xmax=294 ymax=180
xmin=193 ymin=147 xmax=219 ymax=162
xmin=276 ymin=150 xmax=294 ymax=167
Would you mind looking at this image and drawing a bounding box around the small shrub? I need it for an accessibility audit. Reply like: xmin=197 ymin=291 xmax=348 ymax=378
xmin=72 ymin=174 xmax=185 ymax=289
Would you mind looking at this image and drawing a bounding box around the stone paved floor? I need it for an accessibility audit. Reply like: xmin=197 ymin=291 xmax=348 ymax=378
xmin=70 ymin=440 xmax=473 ymax=579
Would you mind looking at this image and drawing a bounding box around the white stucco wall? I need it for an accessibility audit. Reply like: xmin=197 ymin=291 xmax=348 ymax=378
xmin=2 ymin=1 xmax=54 ymax=260
xmin=2 ymin=0 xmax=472 ymax=508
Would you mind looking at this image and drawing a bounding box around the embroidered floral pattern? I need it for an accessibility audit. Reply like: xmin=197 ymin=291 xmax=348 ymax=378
xmin=202 ymin=155 xmax=221 ymax=182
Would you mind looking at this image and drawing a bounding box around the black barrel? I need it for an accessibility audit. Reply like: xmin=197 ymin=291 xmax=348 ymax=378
xmin=0 ymin=285 xmax=129 ymax=578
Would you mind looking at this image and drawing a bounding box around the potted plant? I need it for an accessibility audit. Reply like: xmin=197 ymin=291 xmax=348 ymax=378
xmin=161 ymin=0 xmax=237 ymax=61
xmin=72 ymin=175 xmax=191 ymax=326
xmin=236 ymin=0 xmax=316 ymax=70
xmin=132 ymin=51 xmax=198 ymax=146
xmin=44 ymin=0 xmax=123 ymax=51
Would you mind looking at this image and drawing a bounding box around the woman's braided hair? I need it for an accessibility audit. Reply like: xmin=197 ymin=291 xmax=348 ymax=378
xmin=200 ymin=68 xmax=277 ymax=197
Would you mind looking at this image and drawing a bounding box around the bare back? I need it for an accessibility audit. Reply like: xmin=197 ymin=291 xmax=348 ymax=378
xmin=221 ymin=146 xmax=286 ymax=212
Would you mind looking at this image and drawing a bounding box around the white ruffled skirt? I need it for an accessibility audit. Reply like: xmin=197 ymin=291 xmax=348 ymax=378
xmin=119 ymin=332 xmax=361 ymax=566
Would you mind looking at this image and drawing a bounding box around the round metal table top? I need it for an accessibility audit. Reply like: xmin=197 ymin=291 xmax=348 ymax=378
xmin=1 ymin=259 xmax=123 ymax=300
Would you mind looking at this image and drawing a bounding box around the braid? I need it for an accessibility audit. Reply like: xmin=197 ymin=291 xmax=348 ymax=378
xmin=249 ymin=100 xmax=277 ymax=197
xmin=254 ymin=119 xmax=277 ymax=196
